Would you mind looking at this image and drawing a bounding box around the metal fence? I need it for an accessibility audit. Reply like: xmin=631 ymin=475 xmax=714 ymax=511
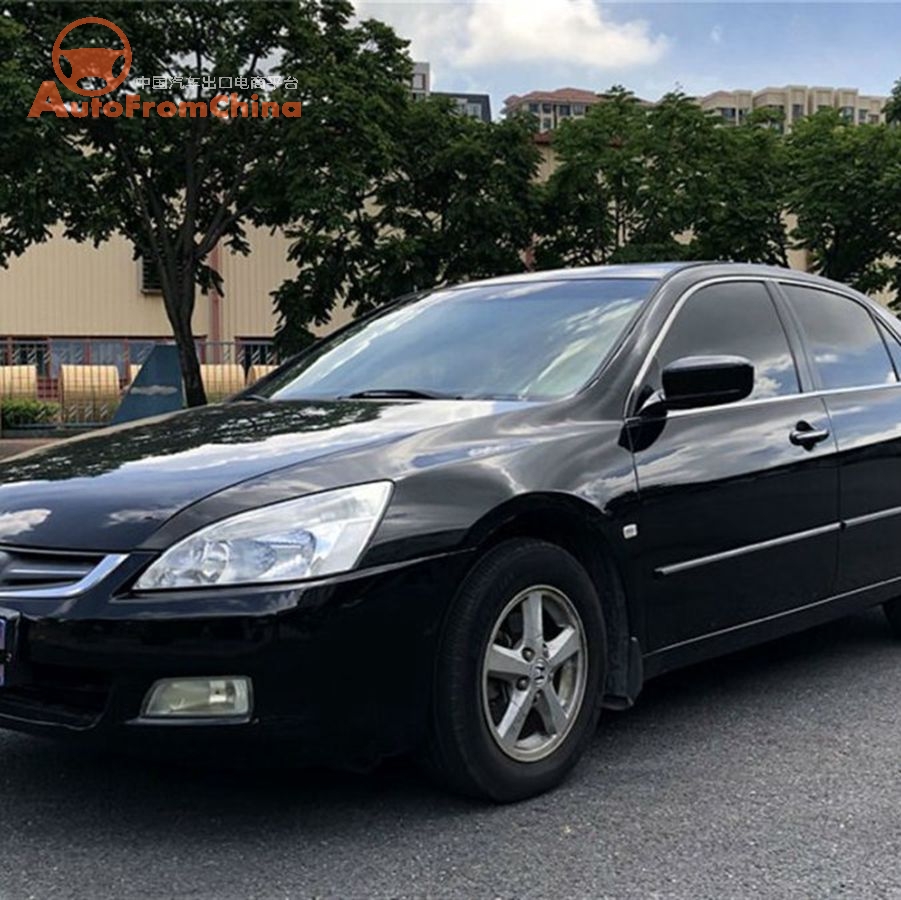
xmin=0 ymin=338 xmax=279 ymax=429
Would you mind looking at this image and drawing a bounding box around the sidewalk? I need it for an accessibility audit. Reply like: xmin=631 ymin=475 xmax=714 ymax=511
xmin=0 ymin=438 xmax=55 ymax=460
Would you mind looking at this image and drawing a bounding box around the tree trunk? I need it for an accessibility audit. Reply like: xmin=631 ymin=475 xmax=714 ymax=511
xmin=164 ymin=277 xmax=207 ymax=408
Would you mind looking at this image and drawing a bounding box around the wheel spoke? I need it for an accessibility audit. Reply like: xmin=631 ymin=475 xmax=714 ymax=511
xmin=535 ymin=686 xmax=569 ymax=736
xmin=486 ymin=644 xmax=531 ymax=681
xmin=546 ymin=626 xmax=580 ymax=671
xmin=521 ymin=591 xmax=544 ymax=646
xmin=496 ymin=687 xmax=534 ymax=748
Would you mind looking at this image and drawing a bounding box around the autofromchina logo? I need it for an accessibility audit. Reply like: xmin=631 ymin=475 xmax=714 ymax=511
xmin=28 ymin=16 xmax=302 ymax=120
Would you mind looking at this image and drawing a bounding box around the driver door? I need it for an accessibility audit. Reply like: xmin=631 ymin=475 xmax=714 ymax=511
xmin=626 ymin=280 xmax=839 ymax=653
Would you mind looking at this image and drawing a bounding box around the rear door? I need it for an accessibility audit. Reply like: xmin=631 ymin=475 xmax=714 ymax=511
xmin=779 ymin=283 xmax=901 ymax=593
xmin=627 ymin=279 xmax=840 ymax=652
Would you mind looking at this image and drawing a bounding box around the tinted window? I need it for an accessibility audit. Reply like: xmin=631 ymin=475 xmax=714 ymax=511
xmin=783 ymin=286 xmax=895 ymax=390
xmin=656 ymin=282 xmax=799 ymax=399
xmin=266 ymin=279 xmax=655 ymax=402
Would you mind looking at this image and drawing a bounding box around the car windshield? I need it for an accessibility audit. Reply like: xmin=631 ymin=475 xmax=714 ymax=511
xmin=261 ymin=278 xmax=656 ymax=402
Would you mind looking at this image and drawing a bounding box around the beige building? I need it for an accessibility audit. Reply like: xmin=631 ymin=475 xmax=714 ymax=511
xmin=697 ymin=84 xmax=887 ymax=132
xmin=503 ymin=88 xmax=604 ymax=132
xmin=0 ymin=225 xmax=350 ymax=370
xmin=506 ymin=83 xmax=888 ymax=134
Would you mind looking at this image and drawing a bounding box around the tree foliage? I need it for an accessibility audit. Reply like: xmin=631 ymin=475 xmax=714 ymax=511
xmin=273 ymin=96 xmax=540 ymax=352
xmin=785 ymin=110 xmax=901 ymax=296
xmin=1 ymin=0 xmax=410 ymax=405
xmin=535 ymin=89 xmax=789 ymax=269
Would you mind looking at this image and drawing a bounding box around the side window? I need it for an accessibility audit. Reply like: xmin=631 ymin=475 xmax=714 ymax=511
xmin=657 ymin=282 xmax=799 ymax=400
xmin=783 ymin=286 xmax=896 ymax=390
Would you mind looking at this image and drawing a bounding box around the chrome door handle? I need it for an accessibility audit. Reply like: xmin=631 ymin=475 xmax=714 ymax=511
xmin=790 ymin=422 xmax=830 ymax=449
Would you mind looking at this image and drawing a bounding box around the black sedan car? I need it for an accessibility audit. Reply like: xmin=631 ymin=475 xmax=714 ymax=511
xmin=1 ymin=262 xmax=900 ymax=802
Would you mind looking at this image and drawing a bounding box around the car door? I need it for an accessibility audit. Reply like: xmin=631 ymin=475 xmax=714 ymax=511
xmin=779 ymin=283 xmax=901 ymax=594
xmin=626 ymin=279 xmax=840 ymax=653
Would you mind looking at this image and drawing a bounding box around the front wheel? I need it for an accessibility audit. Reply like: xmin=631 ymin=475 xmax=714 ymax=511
xmin=425 ymin=539 xmax=607 ymax=802
xmin=884 ymin=597 xmax=901 ymax=638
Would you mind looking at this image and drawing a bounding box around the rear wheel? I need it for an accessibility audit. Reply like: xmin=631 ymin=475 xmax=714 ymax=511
xmin=425 ymin=538 xmax=607 ymax=802
xmin=884 ymin=598 xmax=901 ymax=638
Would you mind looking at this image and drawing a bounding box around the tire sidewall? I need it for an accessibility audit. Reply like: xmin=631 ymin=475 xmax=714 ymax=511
xmin=436 ymin=539 xmax=607 ymax=802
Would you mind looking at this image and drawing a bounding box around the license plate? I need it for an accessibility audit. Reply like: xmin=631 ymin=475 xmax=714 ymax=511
xmin=0 ymin=611 xmax=20 ymax=688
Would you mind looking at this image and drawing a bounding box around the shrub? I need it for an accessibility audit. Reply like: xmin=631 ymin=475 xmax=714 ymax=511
xmin=0 ymin=398 xmax=60 ymax=430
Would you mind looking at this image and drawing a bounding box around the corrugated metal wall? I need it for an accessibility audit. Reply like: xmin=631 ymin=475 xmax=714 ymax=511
xmin=0 ymin=226 xmax=353 ymax=341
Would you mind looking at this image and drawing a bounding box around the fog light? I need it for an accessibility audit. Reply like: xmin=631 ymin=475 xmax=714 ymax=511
xmin=141 ymin=677 xmax=252 ymax=719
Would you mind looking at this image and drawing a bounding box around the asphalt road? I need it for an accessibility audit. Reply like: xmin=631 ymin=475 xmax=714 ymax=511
xmin=0 ymin=608 xmax=899 ymax=900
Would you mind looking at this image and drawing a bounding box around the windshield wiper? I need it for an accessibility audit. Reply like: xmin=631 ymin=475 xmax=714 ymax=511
xmin=338 ymin=388 xmax=463 ymax=400
xmin=232 ymin=393 xmax=274 ymax=403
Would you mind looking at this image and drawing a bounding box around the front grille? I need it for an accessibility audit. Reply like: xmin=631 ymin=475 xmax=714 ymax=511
xmin=0 ymin=546 xmax=108 ymax=592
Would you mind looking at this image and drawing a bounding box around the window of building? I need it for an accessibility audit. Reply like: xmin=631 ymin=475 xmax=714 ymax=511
xmin=466 ymin=102 xmax=483 ymax=119
xmin=792 ymin=104 xmax=804 ymax=121
xmin=528 ymin=102 xmax=539 ymax=114
xmin=558 ymin=104 xmax=571 ymax=116
xmin=656 ymin=282 xmax=799 ymax=400
xmin=782 ymin=285 xmax=895 ymax=389
xmin=412 ymin=74 xmax=425 ymax=90
xmin=859 ymin=109 xmax=868 ymax=123
xmin=573 ymin=103 xmax=585 ymax=115
xmin=139 ymin=256 xmax=162 ymax=293
xmin=541 ymin=103 xmax=552 ymax=113
xmin=541 ymin=117 xmax=553 ymax=131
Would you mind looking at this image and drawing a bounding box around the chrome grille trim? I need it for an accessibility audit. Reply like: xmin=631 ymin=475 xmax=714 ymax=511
xmin=0 ymin=551 xmax=128 ymax=599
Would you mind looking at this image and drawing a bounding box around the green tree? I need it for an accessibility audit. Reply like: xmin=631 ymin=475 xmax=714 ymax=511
xmin=691 ymin=108 xmax=789 ymax=265
xmin=273 ymin=96 xmax=540 ymax=352
xmin=884 ymin=77 xmax=901 ymax=126
xmin=536 ymin=89 xmax=740 ymax=267
xmin=786 ymin=109 xmax=901 ymax=297
xmin=2 ymin=0 xmax=410 ymax=405
xmin=0 ymin=14 xmax=87 ymax=264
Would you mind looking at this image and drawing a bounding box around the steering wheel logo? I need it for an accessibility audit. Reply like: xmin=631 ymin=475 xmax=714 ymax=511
xmin=52 ymin=17 xmax=132 ymax=97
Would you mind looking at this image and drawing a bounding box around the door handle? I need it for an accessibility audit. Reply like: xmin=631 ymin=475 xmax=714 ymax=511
xmin=789 ymin=421 xmax=830 ymax=449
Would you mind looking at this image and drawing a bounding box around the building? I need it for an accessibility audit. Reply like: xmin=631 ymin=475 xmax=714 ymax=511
xmin=410 ymin=61 xmax=430 ymax=100
xmin=502 ymin=88 xmax=601 ymax=132
xmin=506 ymin=83 xmax=888 ymax=134
xmin=0 ymin=226 xmax=351 ymax=375
xmin=699 ymin=85 xmax=888 ymax=132
xmin=409 ymin=62 xmax=491 ymax=121
xmin=432 ymin=92 xmax=492 ymax=123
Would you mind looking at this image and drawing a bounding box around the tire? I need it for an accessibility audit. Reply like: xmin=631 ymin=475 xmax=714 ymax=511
xmin=885 ymin=598 xmax=901 ymax=638
xmin=424 ymin=538 xmax=607 ymax=803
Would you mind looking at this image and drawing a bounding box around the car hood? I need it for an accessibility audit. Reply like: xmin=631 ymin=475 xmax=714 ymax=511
xmin=0 ymin=398 xmax=526 ymax=552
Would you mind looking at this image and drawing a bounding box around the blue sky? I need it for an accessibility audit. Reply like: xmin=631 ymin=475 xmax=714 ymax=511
xmin=354 ymin=2 xmax=901 ymax=112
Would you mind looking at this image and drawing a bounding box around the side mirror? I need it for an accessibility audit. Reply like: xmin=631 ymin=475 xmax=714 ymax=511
xmin=657 ymin=355 xmax=754 ymax=411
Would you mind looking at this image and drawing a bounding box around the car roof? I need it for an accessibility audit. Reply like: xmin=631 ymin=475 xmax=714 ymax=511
xmin=444 ymin=261 xmax=859 ymax=295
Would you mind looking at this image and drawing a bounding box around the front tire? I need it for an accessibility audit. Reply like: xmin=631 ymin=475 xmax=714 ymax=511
xmin=425 ymin=539 xmax=607 ymax=802
xmin=884 ymin=598 xmax=901 ymax=638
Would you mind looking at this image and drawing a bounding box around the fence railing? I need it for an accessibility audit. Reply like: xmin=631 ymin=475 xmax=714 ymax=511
xmin=0 ymin=338 xmax=279 ymax=429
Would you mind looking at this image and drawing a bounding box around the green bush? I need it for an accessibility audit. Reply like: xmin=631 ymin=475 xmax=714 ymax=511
xmin=0 ymin=398 xmax=60 ymax=429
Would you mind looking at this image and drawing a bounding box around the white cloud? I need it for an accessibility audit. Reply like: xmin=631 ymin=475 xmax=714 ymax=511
xmin=710 ymin=24 xmax=723 ymax=45
xmin=354 ymin=0 xmax=668 ymax=81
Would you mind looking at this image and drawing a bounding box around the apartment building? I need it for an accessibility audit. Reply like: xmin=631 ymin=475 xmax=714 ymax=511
xmin=502 ymin=88 xmax=602 ymax=132
xmin=506 ymin=83 xmax=888 ymax=133
xmin=409 ymin=62 xmax=491 ymax=121
xmin=411 ymin=61 xmax=430 ymax=100
xmin=699 ymin=85 xmax=888 ymax=132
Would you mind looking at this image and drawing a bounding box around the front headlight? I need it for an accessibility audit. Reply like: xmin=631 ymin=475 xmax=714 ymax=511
xmin=135 ymin=481 xmax=393 ymax=590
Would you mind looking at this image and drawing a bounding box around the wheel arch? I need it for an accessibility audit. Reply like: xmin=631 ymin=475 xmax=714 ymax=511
xmin=461 ymin=492 xmax=643 ymax=708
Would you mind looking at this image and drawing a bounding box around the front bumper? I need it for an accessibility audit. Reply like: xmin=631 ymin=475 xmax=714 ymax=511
xmin=0 ymin=550 xmax=471 ymax=767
